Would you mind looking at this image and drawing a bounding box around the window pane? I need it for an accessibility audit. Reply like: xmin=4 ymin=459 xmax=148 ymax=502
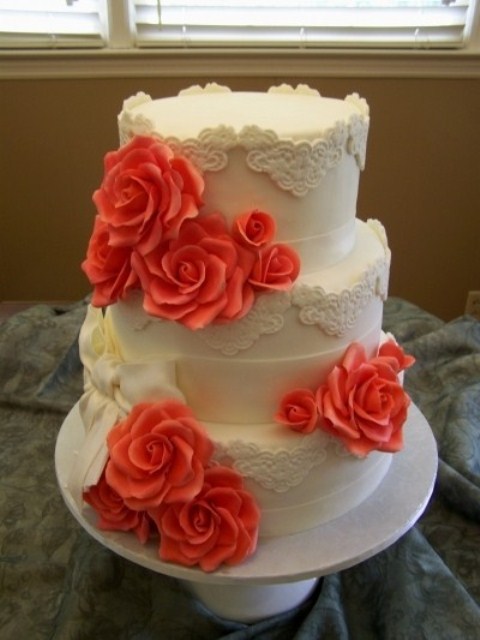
xmin=133 ymin=0 xmax=472 ymax=49
xmin=0 ymin=0 xmax=105 ymax=48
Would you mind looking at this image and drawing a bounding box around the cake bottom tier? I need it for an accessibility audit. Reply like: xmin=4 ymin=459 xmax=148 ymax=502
xmin=208 ymin=420 xmax=392 ymax=537
xmin=103 ymin=219 xmax=390 ymax=425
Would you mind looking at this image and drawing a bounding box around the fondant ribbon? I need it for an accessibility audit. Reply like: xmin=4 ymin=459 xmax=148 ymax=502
xmin=68 ymin=306 xmax=184 ymax=506
xmin=287 ymin=218 xmax=356 ymax=274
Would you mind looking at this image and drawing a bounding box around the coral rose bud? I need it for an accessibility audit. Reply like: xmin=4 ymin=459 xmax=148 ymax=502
xmin=249 ymin=243 xmax=300 ymax=292
xmin=233 ymin=210 xmax=276 ymax=248
xmin=275 ymin=388 xmax=318 ymax=433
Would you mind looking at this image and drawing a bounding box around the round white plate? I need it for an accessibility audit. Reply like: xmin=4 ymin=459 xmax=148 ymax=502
xmin=56 ymin=402 xmax=437 ymax=587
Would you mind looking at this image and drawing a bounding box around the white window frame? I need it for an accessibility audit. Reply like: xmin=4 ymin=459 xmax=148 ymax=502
xmin=0 ymin=0 xmax=479 ymax=79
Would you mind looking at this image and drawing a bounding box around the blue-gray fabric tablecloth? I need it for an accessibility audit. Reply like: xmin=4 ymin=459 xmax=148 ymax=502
xmin=0 ymin=297 xmax=479 ymax=639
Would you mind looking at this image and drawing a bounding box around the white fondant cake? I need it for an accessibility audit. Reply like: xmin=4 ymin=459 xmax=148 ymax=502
xmin=73 ymin=84 xmax=413 ymax=571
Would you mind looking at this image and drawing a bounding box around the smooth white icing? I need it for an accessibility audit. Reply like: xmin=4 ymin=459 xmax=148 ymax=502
xmin=75 ymin=84 xmax=396 ymax=539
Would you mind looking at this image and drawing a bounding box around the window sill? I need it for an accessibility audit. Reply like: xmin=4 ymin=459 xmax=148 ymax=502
xmin=1 ymin=46 xmax=479 ymax=80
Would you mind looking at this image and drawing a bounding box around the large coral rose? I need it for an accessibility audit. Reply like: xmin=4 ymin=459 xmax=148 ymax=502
xmin=105 ymin=400 xmax=214 ymax=510
xmin=151 ymin=466 xmax=260 ymax=572
xmin=316 ymin=343 xmax=411 ymax=456
xmin=93 ymin=136 xmax=204 ymax=253
xmin=132 ymin=213 xmax=256 ymax=330
xmin=83 ymin=472 xmax=153 ymax=543
xmin=82 ymin=216 xmax=138 ymax=306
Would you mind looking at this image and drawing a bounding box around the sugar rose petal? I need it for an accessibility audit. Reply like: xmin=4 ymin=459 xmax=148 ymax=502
xmin=376 ymin=338 xmax=416 ymax=373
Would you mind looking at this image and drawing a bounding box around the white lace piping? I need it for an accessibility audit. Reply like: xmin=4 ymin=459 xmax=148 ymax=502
xmin=118 ymin=89 xmax=369 ymax=196
xmin=213 ymin=432 xmax=342 ymax=493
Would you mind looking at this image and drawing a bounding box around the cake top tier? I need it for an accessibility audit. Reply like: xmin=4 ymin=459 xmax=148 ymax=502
xmin=118 ymin=83 xmax=369 ymax=166
xmin=97 ymin=82 xmax=372 ymax=296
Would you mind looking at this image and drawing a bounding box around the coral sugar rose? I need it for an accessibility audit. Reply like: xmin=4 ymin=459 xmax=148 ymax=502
xmin=133 ymin=213 xmax=256 ymax=330
xmin=275 ymin=388 xmax=318 ymax=434
xmin=105 ymin=400 xmax=213 ymax=511
xmin=316 ymin=343 xmax=410 ymax=457
xmin=82 ymin=216 xmax=138 ymax=306
xmin=233 ymin=210 xmax=276 ymax=248
xmin=249 ymin=243 xmax=300 ymax=292
xmin=152 ymin=466 xmax=260 ymax=572
xmin=93 ymin=136 xmax=204 ymax=254
xmin=83 ymin=472 xmax=153 ymax=544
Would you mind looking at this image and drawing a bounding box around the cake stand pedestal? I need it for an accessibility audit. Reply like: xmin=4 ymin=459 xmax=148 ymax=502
xmin=55 ymin=403 xmax=437 ymax=623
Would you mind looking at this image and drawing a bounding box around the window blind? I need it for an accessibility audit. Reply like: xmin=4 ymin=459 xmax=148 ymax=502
xmin=0 ymin=1 xmax=474 ymax=51
xmin=0 ymin=0 xmax=106 ymax=49
xmin=132 ymin=0 xmax=472 ymax=49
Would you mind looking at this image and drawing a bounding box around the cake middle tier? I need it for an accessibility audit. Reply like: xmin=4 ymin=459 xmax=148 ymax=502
xmin=103 ymin=219 xmax=390 ymax=424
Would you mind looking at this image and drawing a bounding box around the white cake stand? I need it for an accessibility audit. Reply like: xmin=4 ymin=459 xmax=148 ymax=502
xmin=55 ymin=402 xmax=437 ymax=623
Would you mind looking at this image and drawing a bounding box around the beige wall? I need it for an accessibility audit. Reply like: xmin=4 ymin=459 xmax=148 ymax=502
xmin=1 ymin=74 xmax=479 ymax=320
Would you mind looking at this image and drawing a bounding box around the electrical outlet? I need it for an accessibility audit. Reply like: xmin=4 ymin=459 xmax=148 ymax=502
xmin=465 ymin=291 xmax=480 ymax=320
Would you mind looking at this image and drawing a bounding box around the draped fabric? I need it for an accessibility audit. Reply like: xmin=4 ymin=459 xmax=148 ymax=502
xmin=0 ymin=297 xmax=479 ymax=639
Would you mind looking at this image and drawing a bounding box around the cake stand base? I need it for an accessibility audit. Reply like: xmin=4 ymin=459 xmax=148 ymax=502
xmin=184 ymin=577 xmax=319 ymax=622
xmin=55 ymin=403 xmax=437 ymax=623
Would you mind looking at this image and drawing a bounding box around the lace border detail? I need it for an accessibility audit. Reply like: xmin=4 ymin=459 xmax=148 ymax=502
xmin=292 ymin=253 xmax=391 ymax=337
xmin=118 ymin=90 xmax=369 ymax=196
xmin=242 ymin=124 xmax=348 ymax=197
xmin=196 ymin=252 xmax=390 ymax=355
xmin=130 ymin=246 xmax=389 ymax=356
xmin=213 ymin=432 xmax=343 ymax=493
xmin=198 ymin=292 xmax=291 ymax=356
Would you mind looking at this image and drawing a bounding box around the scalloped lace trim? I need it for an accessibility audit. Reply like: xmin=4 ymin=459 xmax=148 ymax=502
xmin=128 ymin=233 xmax=389 ymax=356
xmin=132 ymin=248 xmax=390 ymax=356
xmin=292 ymin=253 xmax=390 ymax=337
xmin=198 ymin=292 xmax=291 ymax=355
xmin=152 ymin=126 xmax=237 ymax=173
xmin=118 ymin=90 xmax=369 ymax=196
xmin=196 ymin=254 xmax=390 ymax=355
xmin=213 ymin=432 xmax=342 ymax=493
xmin=242 ymin=124 xmax=348 ymax=197
xmin=179 ymin=82 xmax=232 ymax=96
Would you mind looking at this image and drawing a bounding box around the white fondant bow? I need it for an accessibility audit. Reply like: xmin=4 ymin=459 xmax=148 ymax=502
xmin=68 ymin=306 xmax=184 ymax=506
